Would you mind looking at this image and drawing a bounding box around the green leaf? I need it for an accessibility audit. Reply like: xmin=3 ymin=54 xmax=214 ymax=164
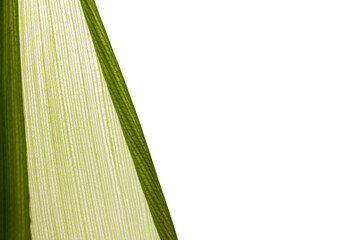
xmin=1 ymin=0 xmax=177 ymax=239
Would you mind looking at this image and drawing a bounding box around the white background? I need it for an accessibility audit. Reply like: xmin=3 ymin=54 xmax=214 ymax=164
xmin=96 ymin=1 xmax=360 ymax=239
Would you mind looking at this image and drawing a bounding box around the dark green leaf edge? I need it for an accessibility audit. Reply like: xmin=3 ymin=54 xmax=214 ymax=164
xmin=79 ymin=1 xmax=178 ymax=239
xmin=0 ymin=0 xmax=31 ymax=239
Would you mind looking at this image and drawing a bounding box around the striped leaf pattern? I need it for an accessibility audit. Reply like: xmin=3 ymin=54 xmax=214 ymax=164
xmin=1 ymin=0 xmax=177 ymax=239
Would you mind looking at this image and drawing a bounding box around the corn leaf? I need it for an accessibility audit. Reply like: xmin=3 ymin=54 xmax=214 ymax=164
xmin=1 ymin=0 xmax=177 ymax=239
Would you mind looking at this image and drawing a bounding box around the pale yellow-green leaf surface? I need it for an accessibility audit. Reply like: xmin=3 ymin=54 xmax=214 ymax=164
xmin=15 ymin=0 xmax=173 ymax=238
